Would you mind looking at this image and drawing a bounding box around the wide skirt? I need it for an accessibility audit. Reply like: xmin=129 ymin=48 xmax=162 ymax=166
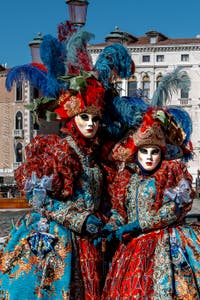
xmin=102 ymin=223 xmax=200 ymax=300
xmin=0 ymin=210 xmax=103 ymax=300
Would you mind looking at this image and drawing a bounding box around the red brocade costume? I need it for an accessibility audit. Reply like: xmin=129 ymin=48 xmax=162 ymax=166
xmin=102 ymin=160 xmax=200 ymax=299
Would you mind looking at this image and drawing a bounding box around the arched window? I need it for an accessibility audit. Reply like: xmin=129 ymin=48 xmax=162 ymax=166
xmin=15 ymin=143 xmax=23 ymax=162
xmin=180 ymin=74 xmax=189 ymax=99
xmin=128 ymin=76 xmax=137 ymax=97
xmin=156 ymin=74 xmax=162 ymax=88
xmin=180 ymin=73 xmax=189 ymax=104
xmin=15 ymin=111 xmax=23 ymax=130
xmin=142 ymin=75 xmax=150 ymax=100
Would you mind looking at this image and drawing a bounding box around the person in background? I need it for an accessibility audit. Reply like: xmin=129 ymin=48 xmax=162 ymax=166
xmin=101 ymin=104 xmax=200 ymax=299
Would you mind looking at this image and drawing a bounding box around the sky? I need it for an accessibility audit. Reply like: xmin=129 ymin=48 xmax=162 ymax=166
xmin=1 ymin=0 xmax=200 ymax=68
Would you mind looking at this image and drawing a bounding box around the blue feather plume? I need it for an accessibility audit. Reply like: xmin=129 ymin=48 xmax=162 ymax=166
xmin=167 ymin=106 xmax=192 ymax=144
xmin=40 ymin=34 xmax=66 ymax=97
xmin=113 ymin=96 xmax=149 ymax=128
xmin=40 ymin=34 xmax=65 ymax=78
xmin=103 ymin=96 xmax=149 ymax=139
xmin=5 ymin=64 xmax=47 ymax=94
xmin=66 ymin=29 xmax=94 ymax=72
xmin=94 ymin=44 xmax=133 ymax=89
xmin=151 ymin=67 xmax=191 ymax=107
xmin=165 ymin=144 xmax=186 ymax=161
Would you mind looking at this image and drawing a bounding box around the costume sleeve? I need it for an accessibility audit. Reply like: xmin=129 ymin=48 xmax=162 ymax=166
xmin=138 ymin=192 xmax=178 ymax=231
xmin=44 ymin=138 xmax=93 ymax=233
xmin=50 ymin=139 xmax=80 ymax=198
xmin=15 ymin=135 xmax=91 ymax=233
xmin=14 ymin=134 xmax=63 ymax=194
xmin=47 ymin=203 xmax=92 ymax=233
xmin=138 ymin=160 xmax=194 ymax=232
xmin=105 ymin=169 xmax=131 ymax=229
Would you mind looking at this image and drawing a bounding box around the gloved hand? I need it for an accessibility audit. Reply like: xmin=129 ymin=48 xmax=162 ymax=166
xmin=101 ymin=223 xmax=115 ymax=236
xmin=93 ymin=223 xmax=115 ymax=247
xmin=101 ymin=223 xmax=116 ymax=242
xmin=93 ymin=236 xmax=103 ymax=247
xmin=84 ymin=215 xmax=103 ymax=235
xmin=115 ymin=220 xmax=141 ymax=242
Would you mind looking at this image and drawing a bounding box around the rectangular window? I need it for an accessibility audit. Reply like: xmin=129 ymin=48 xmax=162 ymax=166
xmin=16 ymin=82 xmax=22 ymax=101
xmin=128 ymin=81 xmax=137 ymax=97
xmin=181 ymin=89 xmax=189 ymax=99
xmin=142 ymin=81 xmax=150 ymax=100
xmin=180 ymin=88 xmax=189 ymax=105
xmin=150 ymin=37 xmax=157 ymax=44
xmin=142 ymin=55 xmax=150 ymax=62
xmin=156 ymin=55 xmax=164 ymax=62
xmin=30 ymin=84 xmax=39 ymax=99
xmin=181 ymin=54 xmax=189 ymax=62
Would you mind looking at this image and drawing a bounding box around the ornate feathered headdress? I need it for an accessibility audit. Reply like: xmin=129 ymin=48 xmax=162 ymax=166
xmin=5 ymin=20 xmax=134 ymax=124
xmin=105 ymin=67 xmax=193 ymax=162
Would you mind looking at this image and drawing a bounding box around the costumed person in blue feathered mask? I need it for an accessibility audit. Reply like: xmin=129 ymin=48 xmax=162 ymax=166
xmin=99 ymin=68 xmax=200 ymax=299
xmin=0 ymin=19 xmax=134 ymax=299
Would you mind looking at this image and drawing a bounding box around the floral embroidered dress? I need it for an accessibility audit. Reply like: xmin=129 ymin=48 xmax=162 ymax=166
xmin=0 ymin=129 xmax=105 ymax=300
xmin=102 ymin=160 xmax=200 ymax=299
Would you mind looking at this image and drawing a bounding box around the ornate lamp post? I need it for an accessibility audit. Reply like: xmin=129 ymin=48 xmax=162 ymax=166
xmin=28 ymin=32 xmax=43 ymax=63
xmin=65 ymin=0 xmax=89 ymax=27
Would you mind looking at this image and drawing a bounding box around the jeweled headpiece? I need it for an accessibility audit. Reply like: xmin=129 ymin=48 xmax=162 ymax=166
xmin=111 ymin=106 xmax=190 ymax=162
xmin=107 ymin=67 xmax=193 ymax=163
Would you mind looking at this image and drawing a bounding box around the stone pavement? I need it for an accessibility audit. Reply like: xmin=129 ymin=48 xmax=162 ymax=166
xmin=0 ymin=209 xmax=31 ymax=238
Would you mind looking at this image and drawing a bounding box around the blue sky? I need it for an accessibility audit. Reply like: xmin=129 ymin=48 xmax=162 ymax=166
xmin=1 ymin=0 xmax=200 ymax=67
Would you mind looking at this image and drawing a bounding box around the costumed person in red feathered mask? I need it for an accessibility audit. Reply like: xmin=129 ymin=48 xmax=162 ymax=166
xmin=100 ymin=96 xmax=200 ymax=298
xmin=0 ymin=16 xmax=135 ymax=298
xmin=0 ymin=74 xmax=108 ymax=300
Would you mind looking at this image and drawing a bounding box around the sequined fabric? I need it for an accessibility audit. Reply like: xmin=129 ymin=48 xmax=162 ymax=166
xmin=102 ymin=160 xmax=200 ymax=299
xmin=0 ymin=132 xmax=105 ymax=300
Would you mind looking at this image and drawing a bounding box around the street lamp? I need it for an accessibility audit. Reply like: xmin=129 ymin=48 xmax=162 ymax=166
xmin=65 ymin=0 xmax=89 ymax=27
xmin=28 ymin=32 xmax=43 ymax=63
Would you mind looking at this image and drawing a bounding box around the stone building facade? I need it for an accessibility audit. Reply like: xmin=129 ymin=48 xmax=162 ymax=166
xmin=0 ymin=66 xmax=31 ymax=193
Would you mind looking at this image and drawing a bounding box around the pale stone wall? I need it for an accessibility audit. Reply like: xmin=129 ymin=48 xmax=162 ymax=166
xmin=0 ymin=72 xmax=15 ymax=174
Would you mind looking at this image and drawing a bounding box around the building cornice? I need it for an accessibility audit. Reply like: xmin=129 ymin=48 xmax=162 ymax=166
xmin=129 ymin=45 xmax=200 ymax=53
xmin=88 ymin=44 xmax=200 ymax=54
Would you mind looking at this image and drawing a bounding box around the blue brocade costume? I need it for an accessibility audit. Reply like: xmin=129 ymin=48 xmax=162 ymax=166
xmin=0 ymin=132 xmax=105 ymax=300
